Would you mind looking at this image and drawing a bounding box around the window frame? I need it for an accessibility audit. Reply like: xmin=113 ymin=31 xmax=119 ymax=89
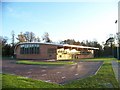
xmin=20 ymin=43 xmax=40 ymax=54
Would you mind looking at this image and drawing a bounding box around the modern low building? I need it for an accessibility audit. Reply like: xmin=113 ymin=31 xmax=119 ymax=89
xmin=57 ymin=44 xmax=99 ymax=60
xmin=14 ymin=42 xmax=58 ymax=60
xmin=14 ymin=42 xmax=99 ymax=60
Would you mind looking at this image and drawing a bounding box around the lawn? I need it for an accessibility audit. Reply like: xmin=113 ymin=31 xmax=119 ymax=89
xmin=64 ymin=58 xmax=119 ymax=88
xmin=2 ymin=58 xmax=120 ymax=88
xmin=117 ymin=60 xmax=120 ymax=63
xmin=79 ymin=57 xmax=117 ymax=62
xmin=2 ymin=74 xmax=63 ymax=88
xmin=16 ymin=60 xmax=76 ymax=66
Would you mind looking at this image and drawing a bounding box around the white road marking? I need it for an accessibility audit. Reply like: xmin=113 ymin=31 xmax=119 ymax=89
xmin=17 ymin=76 xmax=28 ymax=79
xmin=75 ymin=74 xmax=78 ymax=76
xmin=56 ymin=72 xmax=61 ymax=74
xmin=41 ymin=70 xmax=46 ymax=72
xmin=41 ymin=74 xmax=47 ymax=76
xmin=27 ymin=71 xmax=32 ymax=74
xmin=45 ymin=80 xmax=51 ymax=82
xmin=62 ymin=76 xmax=66 ymax=79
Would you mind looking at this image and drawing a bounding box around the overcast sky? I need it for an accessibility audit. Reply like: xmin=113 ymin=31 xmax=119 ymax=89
xmin=1 ymin=0 xmax=119 ymax=44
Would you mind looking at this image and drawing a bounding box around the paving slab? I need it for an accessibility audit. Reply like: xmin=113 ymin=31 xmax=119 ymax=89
xmin=112 ymin=60 xmax=120 ymax=84
xmin=2 ymin=60 xmax=103 ymax=84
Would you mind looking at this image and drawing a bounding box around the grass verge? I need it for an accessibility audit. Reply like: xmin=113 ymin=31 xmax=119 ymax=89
xmin=2 ymin=58 xmax=120 ymax=88
xmin=64 ymin=59 xmax=119 ymax=88
xmin=16 ymin=60 xmax=76 ymax=66
xmin=2 ymin=74 xmax=63 ymax=88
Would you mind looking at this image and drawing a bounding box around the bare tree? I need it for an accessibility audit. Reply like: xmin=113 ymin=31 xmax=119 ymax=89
xmin=17 ymin=32 xmax=41 ymax=43
xmin=34 ymin=36 xmax=40 ymax=42
xmin=36 ymin=36 xmax=41 ymax=42
xmin=0 ymin=36 xmax=8 ymax=46
xmin=24 ymin=32 xmax=35 ymax=42
xmin=0 ymin=36 xmax=13 ymax=56
xmin=16 ymin=32 xmax=26 ymax=42
xmin=42 ymin=32 xmax=52 ymax=43
xmin=105 ymin=34 xmax=115 ymax=57
xmin=105 ymin=35 xmax=115 ymax=46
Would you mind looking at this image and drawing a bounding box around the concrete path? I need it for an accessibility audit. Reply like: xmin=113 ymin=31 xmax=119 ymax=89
xmin=2 ymin=60 xmax=103 ymax=84
xmin=112 ymin=60 xmax=120 ymax=84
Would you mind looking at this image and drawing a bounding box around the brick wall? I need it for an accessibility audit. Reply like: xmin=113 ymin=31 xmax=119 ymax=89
xmin=16 ymin=44 xmax=57 ymax=60
xmin=77 ymin=54 xmax=94 ymax=59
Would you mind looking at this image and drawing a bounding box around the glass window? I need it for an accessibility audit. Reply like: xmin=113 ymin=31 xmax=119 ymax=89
xmin=29 ymin=44 xmax=32 ymax=54
xmin=26 ymin=44 xmax=29 ymax=54
xmin=20 ymin=44 xmax=40 ymax=54
xmin=24 ymin=44 xmax=26 ymax=54
xmin=20 ymin=45 xmax=24 ymax=54
xmin=36 ymin=44 xmax=39 ymax=54
xmin=20 ymin=45 xmax=22 ymax=54
xmin=22 ymin=45 xmax=25 ymax=54
xmin=31 ymin=44 xmax=34 ymax=54
xmin=34 ymin=44 xmax=37 ymax=54
xmin=33 ymin=44 xmax=35 ymax=54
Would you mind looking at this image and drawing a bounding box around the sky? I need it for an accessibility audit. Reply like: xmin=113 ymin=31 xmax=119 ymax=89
xmin=1 ymin=0 xmax=119 ymax=44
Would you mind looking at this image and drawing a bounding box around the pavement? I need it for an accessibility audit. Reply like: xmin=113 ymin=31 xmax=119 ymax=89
xmin=112 ymin=60 xmax=120 ymax=84
xmin=2 ymin=60 xmax=103 ymax=84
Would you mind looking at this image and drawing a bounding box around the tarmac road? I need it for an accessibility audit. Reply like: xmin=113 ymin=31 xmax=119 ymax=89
xmin=2 ymin=60 xmax=103 ymax=84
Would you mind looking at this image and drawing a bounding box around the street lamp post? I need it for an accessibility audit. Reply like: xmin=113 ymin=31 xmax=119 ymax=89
xmin=115 ymin=20 xmax=120 ymax=60
xmin=118 ymin=1 xmax=120 ymax=60
xmin=117 ymin=32 xmax=120 ymax=60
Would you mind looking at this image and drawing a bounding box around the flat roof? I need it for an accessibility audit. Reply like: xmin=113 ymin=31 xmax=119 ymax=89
xmin=16 ymin=42 xmax=99 ymax=50
xmin=17 ymin=42 xmax=63 ymax=46
xmin=63 ymin=44 xmax=99 ymax=50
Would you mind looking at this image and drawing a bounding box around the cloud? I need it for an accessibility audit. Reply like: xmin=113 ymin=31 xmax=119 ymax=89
xmin=7 ymin=7 xmax=14 ymax=12
xmin=5 ymin=6 xmax=22 ymax=18
xmin=5 ymin=6 xmax=32 ymax=19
